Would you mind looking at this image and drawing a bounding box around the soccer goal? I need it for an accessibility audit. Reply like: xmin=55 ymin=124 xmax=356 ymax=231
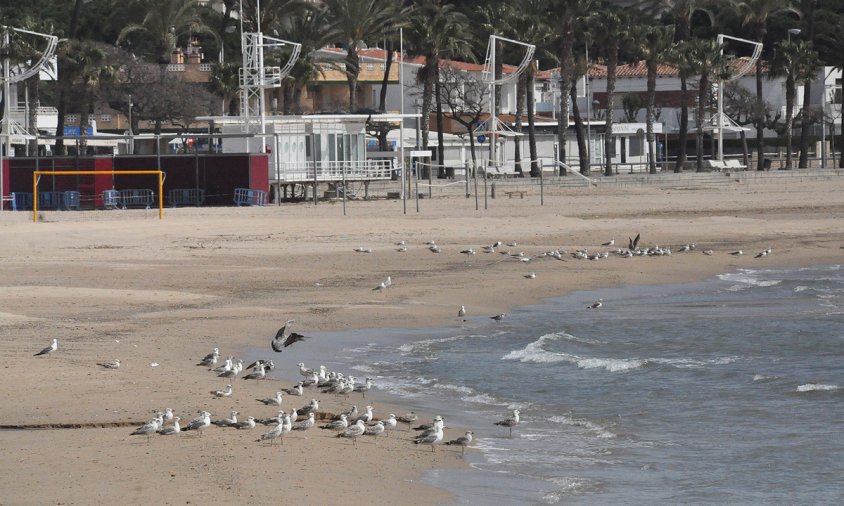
xmin=31 ymin=170 xmax=165 ymax=223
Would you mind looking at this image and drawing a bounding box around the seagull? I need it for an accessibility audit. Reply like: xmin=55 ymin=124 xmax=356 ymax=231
xmin=297 ymin=363 xmax=315 ymax=377
xmin=131 ymin=417 xmax=161 ymax=443
xmin=292 ymin=412 xmax=315 ymax=431
xmin=242 ymin=364 xmax=267 ymax=382
xmin=524 ymin=272 xmax=536 ymax=279
xmin=272 ymin=322 xmax=310 ymax=352
xmin=258 ymin=414 xmax=291 ymax=446
xmin=373 ymin=281 xmax=387 ymax=291
xmin=297 ymin=399 xmax=320 ymax=417
xmin=414 ymin=416 xmax=443 ymax=438
xmin=428 ymin=244 xmax=441 ymax=253
xmin=184 ymin=411 xmax=211 ymax=437
xmin=507 ymin=241 xmax=518 ymax=247
xmin=494 ymin=409 xmax=520 ymax=438
xmin=703 ymin=249 xmax=714 ymax=256
xmin=212 ymin=410 xmax=239 ymax=427
xmin=354 ymin=405 xmax=374 ymax=424
xmin=460 ymin=248 xmax=476 ymax=256
xmin=445 ymin=430 xmax=474 ymax=455
xmin=382 ymin=414 xmax=397 ymax=435
xmin=209 ymin=356 xmax=233 ymax=374
xmin=601 ymin=239 xmax=615 ymax=247
xmin=321 ymin=414 xmax=349 ymax=431
xmin=244 ymin=359 xmax=274 ymax=371
xmin=212 ymin=384 xmax=233 ymax=398
xmin=98 ymin=359 xmax=121 ymax=369
xmin=162 ymin=408 xmax=174 ymax=424
xmin=414 ymin=424 xmax=443 ymax=452
xmin=396 ymin=244 xmax=408 ymax=252
xmin=490 ymin=313 xmax=506 ymax=321
xmin=283 ymin=383 xmax=304 ymax=396
xmin=257 ymin=391 xmax=283 ymax=406
xmin=396 ymin=240 xmax=406 ymax=246
xmin=158 ymin=417 xmax=181 ymax=436
xmin=397 ymin=412 xmax=418 ymax=424
xmin=256 ymin=410 xmax=286 ymax=426
xmin=336 ymin=419 xmax=366 ymax=447
xmin=730 ymin=250 xmax=743 ymax=256
xmin=217 ymin=360 xmax=242 ymax=378
xmin=353 ymin=378 xmax=373 ymax=398
xmin=628 ymin=233 xmax=641 ymax=251
xmin=336 ymin=405 xmax=358 ymax=422
xmin=34 ymin=338 xmax=58 ymax=357
xmin=353 ymin=247 xmax=372 ymax=253
xmin=587 ymin=299 xmax=603 ymax=309
xmin=197 ymin=348 xmax=219 ymax=366
xmin=235 ymin=416 xmax=256 ymax=430
xmin=364 ymin=421 xmax=385 ymax=443
xmin=458 ymin=305 xmax=466 ymax=318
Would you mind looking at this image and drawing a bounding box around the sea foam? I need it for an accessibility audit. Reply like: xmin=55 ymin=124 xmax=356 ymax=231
xmin=796 ymin=383 xmax=839 ymax=392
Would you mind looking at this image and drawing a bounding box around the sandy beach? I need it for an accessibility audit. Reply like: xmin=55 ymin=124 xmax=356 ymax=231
xmin=1 ymin=174 xmax=843 ymax=504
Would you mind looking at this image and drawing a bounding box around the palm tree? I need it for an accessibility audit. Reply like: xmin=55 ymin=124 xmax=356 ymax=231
xmin=207 ymin=61 xmax=241 ymax=115
xmin=60 ymin=41 xmax=115 ymax=151
xmin=548 ymin=0 xmax=595 ymax=175
xmin=405 ymin=0 xmax=471 ymax=162
xmin=769 ymin=39 xmax=819 ymax=168
xmin=117 ymin=0 xmax=218 ymax=66
xmin=635 ymin=0 xmax=704 ymax=171
xmin=275 ymin=6 xmax=339 ymax=114
xmin=633 ymin=23 xmax=675 ymax=174
xmin=814 ymin=14 xmax=844 ymax=168
xmin=322 ymin=0 xmax=407 ymax=112
xmin=672 ymin=38 xmax=732 ymax=172
xmin=589 ymin=5 xmax=633 ymax=176
xmin=796 ymin=0 xmax=816 ymax=168
xmin=733 ymin=0 xmax=799 ymax=170
xmin=510 ymin=0 xmax=554 ymax=177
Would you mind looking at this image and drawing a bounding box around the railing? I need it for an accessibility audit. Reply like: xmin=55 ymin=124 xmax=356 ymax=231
xmin=274 ymin=159 xmax=394 ymax=182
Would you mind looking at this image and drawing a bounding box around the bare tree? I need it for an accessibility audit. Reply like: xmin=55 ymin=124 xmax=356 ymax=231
xmin=436 ymin=67 xmax=489 ymax=173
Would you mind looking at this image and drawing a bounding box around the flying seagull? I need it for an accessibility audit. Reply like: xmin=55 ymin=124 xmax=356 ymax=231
xmin=34 ymin=339 xmax=58 ymax=357
xmin=628 ymin=233 xmax=641 ymax=251
xmin=271 ymin=320 xmax=310 ymax=352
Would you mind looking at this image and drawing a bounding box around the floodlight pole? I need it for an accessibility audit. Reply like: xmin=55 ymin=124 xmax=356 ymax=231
xmin=490 ymin=37 xmax=497 ymax=171
xmin=717 ymin=34 xmax=724 ymax=162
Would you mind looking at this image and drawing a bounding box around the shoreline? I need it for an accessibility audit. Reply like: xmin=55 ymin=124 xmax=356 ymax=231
xmin=1 ymin=178 xmax=843 ymax=503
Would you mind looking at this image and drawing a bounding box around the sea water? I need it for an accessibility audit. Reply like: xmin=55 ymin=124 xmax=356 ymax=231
xmin=265 ymin=266 xmax=844 ymax=504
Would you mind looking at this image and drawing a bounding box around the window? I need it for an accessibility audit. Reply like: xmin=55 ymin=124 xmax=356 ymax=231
xmin=834 ymin=79 xmax=842 ymax=105
xmin=66 ymin=114 xmax=79 ymax=124
xmin=628 ymin=137 xmax=643 ymax=157
xmin=366 ymin=63 xmax=374 ymax=71
xmin=379 ymin=64 xmax=386 ymax=71
xmin=100 ymin=114 xmax=112 ymax=122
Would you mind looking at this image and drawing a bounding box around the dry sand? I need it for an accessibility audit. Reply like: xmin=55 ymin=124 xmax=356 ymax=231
xmin=1 ymin=176 xmax=843 ymax=504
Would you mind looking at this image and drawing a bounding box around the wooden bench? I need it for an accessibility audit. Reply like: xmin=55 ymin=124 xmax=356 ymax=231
xmin=504 ymin=190 xmax=526 ymax=199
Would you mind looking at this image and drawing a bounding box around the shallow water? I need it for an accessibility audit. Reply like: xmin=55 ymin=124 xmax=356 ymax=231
xmin=259 ymin=265 xmax=844 ymax=504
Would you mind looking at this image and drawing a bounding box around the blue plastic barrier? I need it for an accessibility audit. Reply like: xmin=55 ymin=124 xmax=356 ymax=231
xmin=38 ymin=192 xmax=65 ymax=210
xmin=168 ymin=188 xmax=205 ymax=207
xmin=63 ymin=191 xmax=81 ymax=210
xmin=11 ymin=192 xmax=33 ymax=211
xmin=118 ymin=189 xmax=155 ymax=209
xmin=102 ymin=189 xmax=120 ymax=209
xmin=233 ymin=187 xmax=268 ymax=206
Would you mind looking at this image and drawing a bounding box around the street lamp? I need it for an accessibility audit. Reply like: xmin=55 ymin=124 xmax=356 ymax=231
xmin=787 ymin=28 xmax=801 ymax=42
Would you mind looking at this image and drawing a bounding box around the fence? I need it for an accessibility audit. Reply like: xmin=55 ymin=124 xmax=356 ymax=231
xmin=274 ymin=159 xmax=394 ymax=183
xmin=233 ymin=187 xmax=268 ymax=206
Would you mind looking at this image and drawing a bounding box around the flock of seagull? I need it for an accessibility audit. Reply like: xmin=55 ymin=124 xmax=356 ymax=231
xmin=32 ymin=233 xmax=776 ymax=459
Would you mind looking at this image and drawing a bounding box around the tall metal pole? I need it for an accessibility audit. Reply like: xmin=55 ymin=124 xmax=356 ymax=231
xmin=1 ymin=29 xmax=9 ymax=210
xmin=585 ymin=45 xmax=591 ymax=168
xmin=489 ymin=37 xmax=497 ymax=171
xmin=400 ymin=27 xmax=406 ymax=215
xmin=717 ymin=34 xmax=724 ymax=161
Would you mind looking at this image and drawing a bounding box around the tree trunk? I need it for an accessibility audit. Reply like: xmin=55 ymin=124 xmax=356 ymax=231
xmin=798 ymin=3 xmax=816 ymax=169
xmin=839 ymin=110 xmax=843 ymax=168
xmin=570 ymin=83 xmax=589 ymax=174
xmin=514 ymin=73 xmax=525 ymax=176
xmin=604 ymin=47 xmax=618 ymax=176
xmin=696 ymin=75 xmax=707 ymax=172
xmin=527 ymin=65 xmax=539 ymax=177
xmin=420 ymin=58 xmax=436 ymax=151
xmin=282 ymin=85 xmax=293 ymax=115
xmin=646 ymin=59 xmax=657 ymax=174
xmin=346 ymin=47 xmax=360 ymax=111
xmin=785 ymin=75 xmax=795 ymax=169
xmin=435 ymin=67 xmax=445 ymax=178
xmin=676 ymin=71 xmax=689 ymax=172
xmin=755 ymin=58 xmax=765 ymax=170
xmin=379 ymin=45 xmax=393 ymax=112
xmin=557 ymin=31 xmax=574 ymax=175
xmin=741 ymin=130 xmax=749 ymax=168
xmin=26 ymin=78 xmax=40 ymax=155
